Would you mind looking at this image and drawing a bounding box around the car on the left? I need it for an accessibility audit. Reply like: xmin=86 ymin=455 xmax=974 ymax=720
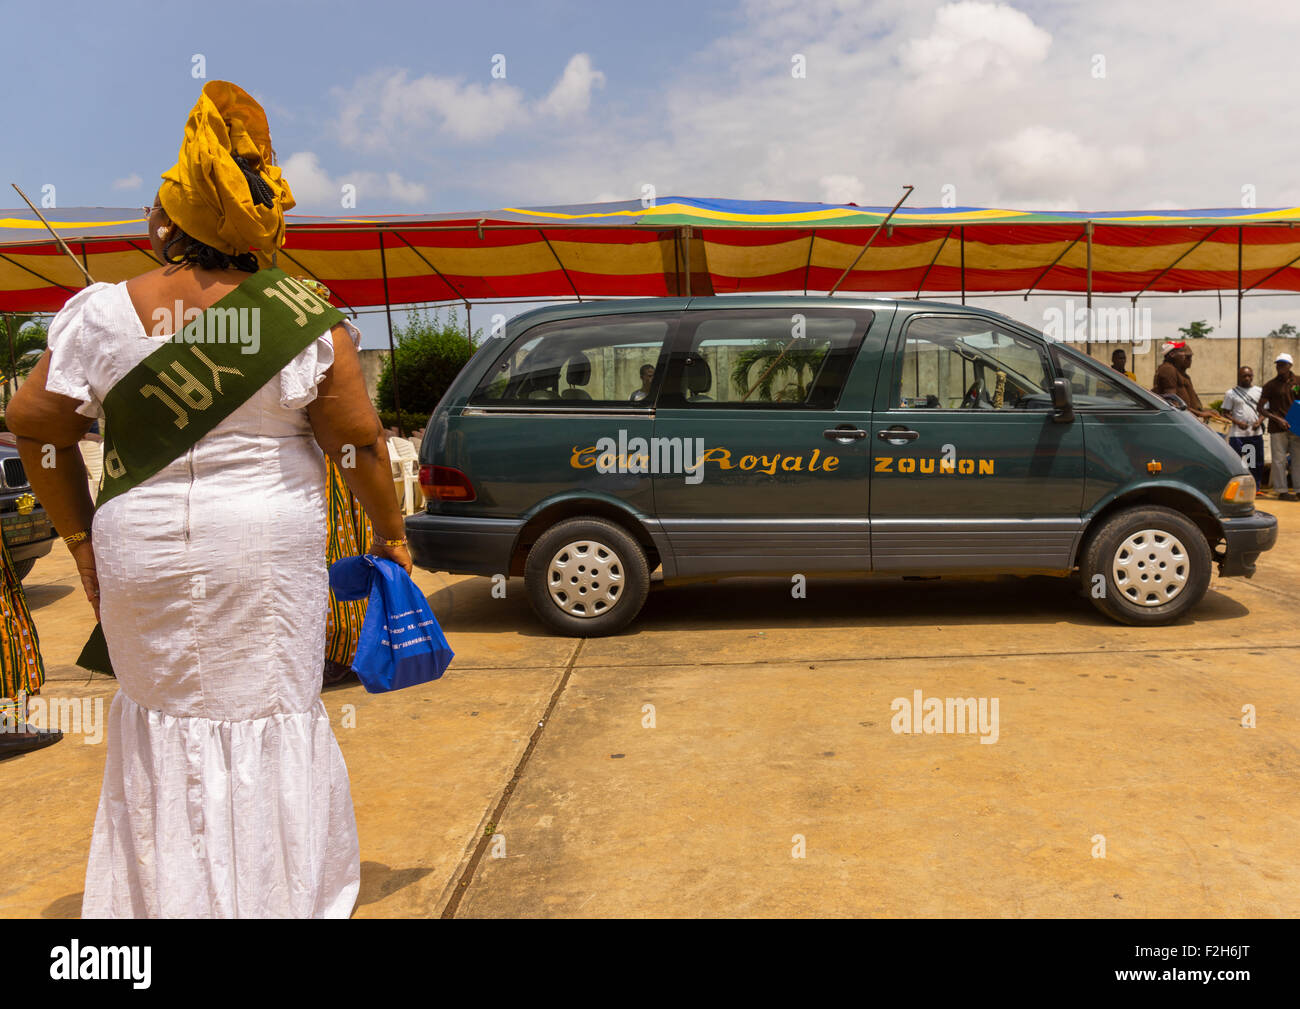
xmin=0 ymin=437 xmax=56 ymax=580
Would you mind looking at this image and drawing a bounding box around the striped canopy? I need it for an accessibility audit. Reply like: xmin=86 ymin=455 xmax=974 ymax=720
xmin=4 ymin=197 xmax=1300 ymax=313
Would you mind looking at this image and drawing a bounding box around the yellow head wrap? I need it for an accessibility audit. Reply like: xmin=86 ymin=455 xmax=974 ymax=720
xmin=158 ymin=80 xmax=295 ymax=268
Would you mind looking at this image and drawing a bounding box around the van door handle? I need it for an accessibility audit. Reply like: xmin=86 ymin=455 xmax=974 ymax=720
xmin=877 ymin=427 xmax=920 ymax=443
xmin=823 ymin=427 xmax=868 ymax=442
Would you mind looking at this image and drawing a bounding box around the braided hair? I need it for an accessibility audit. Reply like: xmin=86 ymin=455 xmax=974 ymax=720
xmin=161 ymin=155 xmax=277 ymax=273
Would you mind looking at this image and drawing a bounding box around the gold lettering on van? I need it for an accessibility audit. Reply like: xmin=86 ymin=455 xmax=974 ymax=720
xmin=874 ymin=456 xmax=995 ymax=476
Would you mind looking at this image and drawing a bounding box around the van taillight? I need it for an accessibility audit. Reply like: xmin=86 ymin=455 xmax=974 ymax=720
xmin=420 ymin=464 xmax=476 ymax=502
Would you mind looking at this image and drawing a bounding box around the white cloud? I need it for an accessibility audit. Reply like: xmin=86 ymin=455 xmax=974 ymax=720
xmin=280 ymin=152 xmax=336 ymax=206
xmin=334 ymin=53 xmax=605 ymax=150
xmin=819 ymin=174 xmax=867 ymax=205
xmin=111 ymin=173 xmax=142 ymax=191
xmin=280 ymin=150 xmax=428 ymax=211
xmin=975 ymin=126 xmax=1145 ymax=205
xmin=538 ymin=54 xmax=607 ymax=118
xmin=901 ymin=1 xmax=1052 ymax=86
xmin=385 ymin=171 xmax=428 ymax=204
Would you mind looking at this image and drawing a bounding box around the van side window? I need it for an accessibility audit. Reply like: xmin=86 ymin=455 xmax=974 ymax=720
xmin=1051 ymin=347 xmax=1149 ymax=409
xmin=895 ymin=317 xmax=1053 ymax=410
xmin=665 ymin=310 xmax=870 ymax=409
xmin=471 ymin=316 xmax=672 ymax=406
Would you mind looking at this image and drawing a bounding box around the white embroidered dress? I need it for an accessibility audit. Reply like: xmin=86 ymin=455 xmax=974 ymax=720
xmin=46 ymin=281 xmax=360 ymax=918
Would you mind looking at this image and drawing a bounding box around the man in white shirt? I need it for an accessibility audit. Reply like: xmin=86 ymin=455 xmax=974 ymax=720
xmin=1220 ymin=365 xmax=1265 ymax=490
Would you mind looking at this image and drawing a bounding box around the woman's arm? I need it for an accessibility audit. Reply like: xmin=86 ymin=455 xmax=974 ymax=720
xmin=306 ymin=324 xmax=411 ymax=572
xmin=7 ymin=351 xmax=100 ymax=616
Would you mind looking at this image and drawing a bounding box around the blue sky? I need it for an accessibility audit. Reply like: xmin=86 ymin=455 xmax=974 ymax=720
xmin=4 ymin=0 xmax=731 ymax=212
xmin=6 ymin=0 xmax=1300 ymax=349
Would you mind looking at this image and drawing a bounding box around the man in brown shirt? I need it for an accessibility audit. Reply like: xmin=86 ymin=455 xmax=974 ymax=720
xmin=1152 ymin=341 xmax=1214 ymax=421
xmin=1260 ymin=352 xmax=1300 ymax=500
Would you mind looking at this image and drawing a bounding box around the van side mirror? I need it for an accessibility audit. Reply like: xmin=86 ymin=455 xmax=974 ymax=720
xmin=1050 ymin=378 xmax=1075 ymax=423
xmin=1161 ymin=393 xmax=1188 ymax=410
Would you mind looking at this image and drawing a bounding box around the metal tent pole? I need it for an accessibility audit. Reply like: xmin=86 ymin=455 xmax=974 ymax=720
xmin=1085 ymin=222 xmax=1094 ymax=357
xmin=683 ymin=226 xmax=692 ymax=297
xmin=378 ymin=231 xmax=405 ymax=438
xmin=828 ymin=186 xmax=913 ymax=296
xmin=3 ymin=314 xmax=16 ymax=408
xmin=960 ymin=227 xmax=966 ymax=305
xmin=1237 ymin=226 xmax=1243 ymax=372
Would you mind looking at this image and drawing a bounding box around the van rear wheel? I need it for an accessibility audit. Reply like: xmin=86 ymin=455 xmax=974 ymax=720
xmin=524 ymin=518 xmax=650 ymax=636
xmin=1080 ymin=506 xmax=1211 ymax=625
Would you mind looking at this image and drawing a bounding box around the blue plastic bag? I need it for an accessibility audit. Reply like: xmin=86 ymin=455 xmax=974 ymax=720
xmin=328 ymin=555 xmax=453 ymax=693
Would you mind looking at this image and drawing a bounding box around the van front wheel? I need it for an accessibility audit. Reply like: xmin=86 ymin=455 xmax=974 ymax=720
xmin=1080 ymin=506 xmax=1211 ymax=625
xmin=524 ymin=518 xmax=650 ymax=636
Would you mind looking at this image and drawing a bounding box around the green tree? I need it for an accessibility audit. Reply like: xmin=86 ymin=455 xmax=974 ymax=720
xmin=375 ymin=308 xmax=478 ymax=426
xmin=1177 ymin=320 xmax=1214 ymax=339
xmin=1267 ymin=322 xmax=1297 ymax=338
xmin=1 ymin=313 xmax=50 ymax=407
xmin=729 ymin=339 xmax=828 ymax=403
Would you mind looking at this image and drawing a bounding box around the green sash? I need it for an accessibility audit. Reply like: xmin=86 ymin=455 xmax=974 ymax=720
xmin=77 ymin=268 xmax=345 ymax=675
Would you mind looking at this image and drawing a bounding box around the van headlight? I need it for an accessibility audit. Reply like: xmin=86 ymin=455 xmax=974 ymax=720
xmin=1222 ymin=475 xmax=1256 ymax=506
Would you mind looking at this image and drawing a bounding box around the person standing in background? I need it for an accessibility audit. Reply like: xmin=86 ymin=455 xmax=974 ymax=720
xmin=1153 ymin=341 xmax=1215 ymax=422
xmin=1260 ymin=353 xmax=1300 ymax=501
xmin=1111 ymin=347 xmax=1137 ymax=382
xmin=1221 ymin=365 xmax=1265 ymax=491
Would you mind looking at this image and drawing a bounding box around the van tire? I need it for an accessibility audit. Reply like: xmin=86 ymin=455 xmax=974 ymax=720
xmin=524 ymin=517 xmax=650 ymax=636
xmin=1080 ymin=506 xmax=1211 ymax=625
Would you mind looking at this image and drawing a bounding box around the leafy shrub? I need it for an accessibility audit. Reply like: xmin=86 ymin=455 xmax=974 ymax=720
xmin=375 ymin=308 xmax=478 ymax=421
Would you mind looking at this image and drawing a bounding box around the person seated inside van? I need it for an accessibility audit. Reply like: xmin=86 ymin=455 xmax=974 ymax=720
xmin=629 ymin=364 xmax=655 ymax=402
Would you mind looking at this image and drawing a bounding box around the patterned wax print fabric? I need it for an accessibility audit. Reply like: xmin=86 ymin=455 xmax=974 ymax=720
xmin=325 ymin=456 xmax=372 ymax=675
xmin=0 ymin=530 xmax=45 ymax=711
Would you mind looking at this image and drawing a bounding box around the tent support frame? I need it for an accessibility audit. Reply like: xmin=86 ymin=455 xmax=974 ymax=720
xmin=1085 ymin=222 xmax=1094 ymax=356
xmin=539 ymin=229 xmax=581 ymax=302
xmin=0 ymin=250 xmax=78 ymax=295
xmin=388 ymin=231 xmax=472 ymax=330
xmin=1133 ymin=227 xmax=1219 ymax=298
xmin=1023 ymin=231 xmax=1084 ymax=300
xmin=377 ymin=234 xmax=405 ymax=438
xmin=916 ymin=226 xmax=954 ymax=299
xmin=829 ymin=185 xmax=912 ymax=296
xmin=277 ymin=247 xmax=362 ymax=318
xmin=1237 ymin=227 xmax=1244 ymax=372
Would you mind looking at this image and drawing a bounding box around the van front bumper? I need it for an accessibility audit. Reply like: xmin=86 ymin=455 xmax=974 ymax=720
xmin=405 ymin=512 xmax=521 ymax=576
xmin=1217 ymin=511 xmax=1278 ymax=577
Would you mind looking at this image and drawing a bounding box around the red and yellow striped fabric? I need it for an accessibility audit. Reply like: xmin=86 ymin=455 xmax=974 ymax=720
xmin=5 ymin=199 xmax=1300 ymax=312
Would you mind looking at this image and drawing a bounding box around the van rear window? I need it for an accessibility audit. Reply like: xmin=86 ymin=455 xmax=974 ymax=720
xmin=471 ymin=316 xmax=672 ymax=406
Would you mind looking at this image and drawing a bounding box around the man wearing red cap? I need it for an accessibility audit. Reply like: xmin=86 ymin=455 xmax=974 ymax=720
xmin=1152 ymin=341 xmax=1214 ymax=422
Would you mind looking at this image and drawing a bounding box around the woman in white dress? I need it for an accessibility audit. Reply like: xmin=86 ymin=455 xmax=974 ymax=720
xmin=8 ymin=81 xmax=411 ymax=917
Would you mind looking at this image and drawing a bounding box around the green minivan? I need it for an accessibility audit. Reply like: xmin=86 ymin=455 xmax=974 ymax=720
xmin=407 ymin=297 xmax=1277 ymax=635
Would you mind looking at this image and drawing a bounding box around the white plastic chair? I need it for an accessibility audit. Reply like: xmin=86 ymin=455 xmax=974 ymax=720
xmin=387 ymin=437 xmax=423 ymax=515
xmin=79 ymin=440 xmax=104 ymax=502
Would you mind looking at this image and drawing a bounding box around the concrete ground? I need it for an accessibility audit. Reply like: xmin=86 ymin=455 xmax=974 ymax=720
xmin=2 ymin=504 xmax=1298 ymax=918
